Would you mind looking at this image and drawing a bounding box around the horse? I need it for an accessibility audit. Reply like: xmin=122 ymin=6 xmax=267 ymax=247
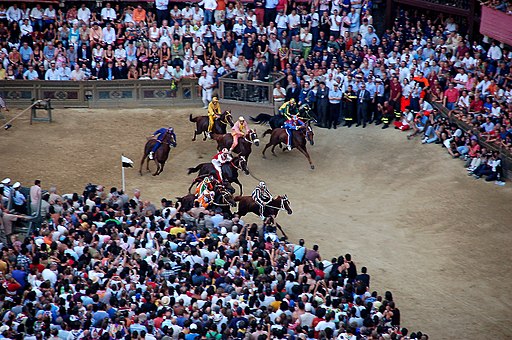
xmin=177 ymin=183 xmax=236 ymax=213
xmin=211 ymin=130 xmax=260 ymax=160
xmin=234 ymin=195 xmax=292 ymax=218
xmin=139 ymin=129 xmax=177 ymax=176
xmin=189 ymin=110 xmax=234 ymax=141
xmin=250 ymin=104 xmax=315 ymax=130
xmin=187 ymin=156 xmax=249 ymax=194
xmin=261 ymin=120 xmax=315 ymax=169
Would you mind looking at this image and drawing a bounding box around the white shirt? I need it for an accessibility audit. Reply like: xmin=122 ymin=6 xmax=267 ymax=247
xmin=182 ymin=7 xmax=194 ymax=20
xmin=213 ymin=24 xmax=225 ymax=39
xmin=20 ymin=24 xmax=33 ymax=36
xmin=273 ymin=87 xmax=286 ymax=101
xmin=329 ymin=14 xmax=341 ymax=31
xmin=276 ymin=14 xmax=288 ymax=29
xmin=232 ymin=23 xmax=246 ymax=36
xmin=198 ymin=75 xmax=214 ymax=90
xmin=30 ymin=7 xmax=43 ymax=20
xmin=199 ymin=0 xmax=218 ymax=11
xmin=77 ymin=7 xmax=91 ymax=24
xmin=44 ymin=8 xmax=56 ymax=19
xmin=45 ymin=68 xmax=60 ymax=80
xmin=6 ymin=6 xmax=21 ymax=22
xmin=42 ymin=269 xmax=57 ymax=287
xmin=102 ymin=27 xmax=116 ymax=44
xmin=159 ymin=65 xmax=174 ymax=79
xmin=155 ymin=0 xmax=169 ymax=11
xmin=190 ymin=59 xmax=204 ymax=73
xmin=487 ymin=45 xmax=502 ymax=60
xmin=288 ymin=14 xmax=300 ymax=29
xmin=101 ymin=7 xmax=117 ymax=21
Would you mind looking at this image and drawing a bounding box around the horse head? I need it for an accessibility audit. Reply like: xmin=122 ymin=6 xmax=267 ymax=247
xmin=246 ymin=129 xmax=260 ymax=147
xmin=281 ymin=194 xmax=292 ymax=215
xmin=305 ymin=121 xmax=315 ymax=146
xmin=216 ymin=185 xmax=236 ymax=207
xmin=299 ymin=104 xmax=311 ymax=118
xmin=221 ymin=110 xmax=234 ymax=127
xmin=162 ymin=130 xmax=177 ymax=147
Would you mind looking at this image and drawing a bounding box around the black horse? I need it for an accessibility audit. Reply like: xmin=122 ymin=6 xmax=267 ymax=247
xmin=250 ymin=104 xmax=315 ymax=129
xmin=187 ymin=156 xmax=249 ymax=194
xmin=139 ymin=130 xmax=177 ymax=176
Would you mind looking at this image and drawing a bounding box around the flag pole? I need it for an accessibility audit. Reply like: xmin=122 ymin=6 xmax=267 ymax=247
xmin=121 ymin=154 xmax=126 ymax=192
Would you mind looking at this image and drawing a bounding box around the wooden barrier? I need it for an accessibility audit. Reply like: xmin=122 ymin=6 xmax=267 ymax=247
xmin=0 ymin=79 xmax=203 ymax=108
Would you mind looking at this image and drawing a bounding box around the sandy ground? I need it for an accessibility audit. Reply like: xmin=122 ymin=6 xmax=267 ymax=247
xmin=1 ymin=106 xmax=512 ymax=339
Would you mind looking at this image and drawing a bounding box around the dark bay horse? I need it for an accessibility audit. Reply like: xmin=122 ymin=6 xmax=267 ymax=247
xmin=211 ymin=130 xmax=260 ymax=160
xmin=250 ymin=104 xmax=315 ymax=130
xmin=139 ymin=130 xmax=177 ymax=176
xmin=262 ymin=120 xmax=315 ymax=169
xmin=189 ymin=110 xmax=234 ymax=141
xmin=187 ymin=156 xmax=248 ymax=194
xmin=177 ymin=184 xmax=236 ymax=213
xmin=234 ymin=195 xmax=292 ymax=218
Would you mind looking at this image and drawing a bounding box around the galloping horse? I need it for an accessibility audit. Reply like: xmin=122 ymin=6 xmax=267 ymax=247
xmin=234 ymin=195 xmax=292 ymax=218
xmin=250 ymin=104 xmax=315 ymax=130
xmin=262 ymin=120 xmax=315 ymax=169
xmin=139 ymin=129 xmax=177 ymax=176
xmin=177 ymin=184 xmax=236 ymax=213
xmin=211 ymin=130 xmax=260 ymax=160
xmin=187 ymin=156 xmax=248 ymax=194
xmin=189 ymin=110 xmax=234 ymax=141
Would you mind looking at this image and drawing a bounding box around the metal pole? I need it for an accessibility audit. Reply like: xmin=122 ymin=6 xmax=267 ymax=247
xmin=121 ymin=155 xmax=126 ymax=192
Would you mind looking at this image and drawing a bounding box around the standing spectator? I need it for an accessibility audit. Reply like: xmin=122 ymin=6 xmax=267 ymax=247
xmin=264 ymin=0 xmax=278 ymax=26
xmin=198 ymin=70 xmax=214 ymax=108
xmin=443 ymin=83 xmax=459 ymax=110
xmin=328 ymin=83 xmax=342 ymax=129
xmin=273 ymin=82 xmax=286 ymax=114
xmin=356 ymin=82 xmax=371 ymax=127
xmin=155 ymin=0 xmax=169 ymax=26
xmin=316 ymin=81 xmax=330 ymax=128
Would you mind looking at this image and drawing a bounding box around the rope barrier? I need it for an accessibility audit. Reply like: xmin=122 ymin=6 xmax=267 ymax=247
xmin=1 ymin=100 xmax=43 ymax=130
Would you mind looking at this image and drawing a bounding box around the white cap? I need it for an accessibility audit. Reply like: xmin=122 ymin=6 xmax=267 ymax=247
xmin=190 ymin=323 xmax=197 ymax=330
xmin=1 ymin=178 xmax=11 ymax=184
xmin=12 ymin=182 xmax=21 ymax=189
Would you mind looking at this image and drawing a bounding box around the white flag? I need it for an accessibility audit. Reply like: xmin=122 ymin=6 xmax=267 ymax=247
xmin=121 ymin=155 xmax=134 ymax=168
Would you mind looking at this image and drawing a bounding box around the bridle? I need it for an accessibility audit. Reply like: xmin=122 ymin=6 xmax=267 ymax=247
xmin=218 ymin=111 xmax=232 ymax=125
xmin=264 ymin=195 xmax=290 ymax=211
xmin=162 ymin=131 xmax=177 ymax=146
xmin=230 ymin=156 xmax=247 ymax=172
xmin=243 ymin=130 xmax=258 ymax=143
xmin=212 ymin=188 xmax=235 ymax=207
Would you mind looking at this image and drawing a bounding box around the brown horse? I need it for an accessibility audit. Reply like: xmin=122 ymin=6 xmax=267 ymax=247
xmin=139 ymin=130 xmax=177 ymax=176
xmin=234 ymin=195 xmax=292 ymax=218
xmin=261 ymin=120 xmax=315 ymax=169
xmin=177 ymin=183 xmax=236 ymax=214
xmin=211 ymin=130 xmax=260 ymax=160
xmin=189 ymin=110 xmax=234 ymax=141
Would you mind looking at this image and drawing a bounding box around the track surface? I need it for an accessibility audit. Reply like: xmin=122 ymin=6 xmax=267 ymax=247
xmin=1 ymin=107 xmax=511 ymax=339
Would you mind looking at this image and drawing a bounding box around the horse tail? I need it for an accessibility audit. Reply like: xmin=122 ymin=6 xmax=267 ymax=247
xmin=250 ymin=113 xmax=272 ymax=124
xmin=187 ymin=164 xmax=203 ymax=175
xmin=262 ymin=129 xmax=273 ymax=138
xmin=234 ymin=195 xmax=242 ymax=202
xmin=189 ymin=114 xmax=197 ymax=122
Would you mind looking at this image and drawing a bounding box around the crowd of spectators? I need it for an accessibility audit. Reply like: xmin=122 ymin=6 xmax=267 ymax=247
xmin=0 ymin=179 xmax=429 ymax=340
xmin=481 ymin=0 xmax=512 ymax=14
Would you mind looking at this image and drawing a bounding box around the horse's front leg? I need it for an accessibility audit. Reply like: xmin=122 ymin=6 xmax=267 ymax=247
xmin=296 ymin=146 xmax=314 ymax=169
xmin=157 ymin=161 xmax=166 ymax=175
xmin=271 ymin=144 xmax=278 ymax=156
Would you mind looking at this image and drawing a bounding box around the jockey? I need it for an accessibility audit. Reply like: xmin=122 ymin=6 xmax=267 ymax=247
xmin=195 ymin=176 xmax=215 ymax=196
xmin=230 ymin=116 xmax=249 ymax=152
xmin=196 ymin=189 xmax=215 ymax=208
xmin=278 ymin=98 xmax=298 ymax=119
xmin=211 ymin=148 xmax=232 ymax=182
xmin=207 ymin=96 xmax=221 ymax=138
xmin=282 ymin=115 xmax=305 ymax=151
xmin=149 ymin=127 xmax=176 ymax=160
xmin=251 ymin=181 xmax=273 ymax=220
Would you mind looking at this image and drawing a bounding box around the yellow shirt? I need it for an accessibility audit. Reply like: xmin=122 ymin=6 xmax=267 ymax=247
xmin=169 ymin=226 xmax=186 ymax=236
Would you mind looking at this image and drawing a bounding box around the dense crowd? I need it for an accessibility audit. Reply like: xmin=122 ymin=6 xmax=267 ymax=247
xmin=0 ymin=178 xmax=428 ymax=340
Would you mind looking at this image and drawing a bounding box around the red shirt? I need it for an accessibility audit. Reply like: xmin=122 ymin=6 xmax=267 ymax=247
xmin=390 ymin=81 xmax=402 ymax=101
xmin=444 ymin=88 xmax=459 ymax=103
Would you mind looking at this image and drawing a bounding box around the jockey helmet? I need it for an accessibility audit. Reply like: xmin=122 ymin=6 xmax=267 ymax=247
xmin=168 ymin=127 xmax=174 ymax=131
xmin=238 ymin=116 xmax=245 ymax=121
xmin=292 ymin=115 xmax=298 ymax=120
xmin=222 ymin=148 xmax=229 ymax=154
xmin=289 ymin=98 xmax=296 ymax=104
xmin=212 ymin=97 xmax=219 ymax=102
xmin=259 ymin=181 xmax=266 ymax=187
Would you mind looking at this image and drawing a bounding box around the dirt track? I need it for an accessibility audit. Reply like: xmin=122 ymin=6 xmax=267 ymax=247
xmin=1 ymin=106 xmax=511 ymax=339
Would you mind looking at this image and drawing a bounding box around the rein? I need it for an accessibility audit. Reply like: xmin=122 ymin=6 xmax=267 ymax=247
xmin=264 ymin=198 xmax=287 ymax=211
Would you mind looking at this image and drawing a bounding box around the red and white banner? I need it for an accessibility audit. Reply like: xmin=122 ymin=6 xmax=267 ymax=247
xmin=480 ymin=6 xmax=512 ymax=47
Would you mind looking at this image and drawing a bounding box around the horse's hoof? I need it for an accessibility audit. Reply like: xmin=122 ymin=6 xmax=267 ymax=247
xmin=272 ymin=153 xmax=277 ymax=157
xmin=262 ymin=155 xmax=266 ymax=159
xmin=310 ymin=165 xmax=315 ymax=170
